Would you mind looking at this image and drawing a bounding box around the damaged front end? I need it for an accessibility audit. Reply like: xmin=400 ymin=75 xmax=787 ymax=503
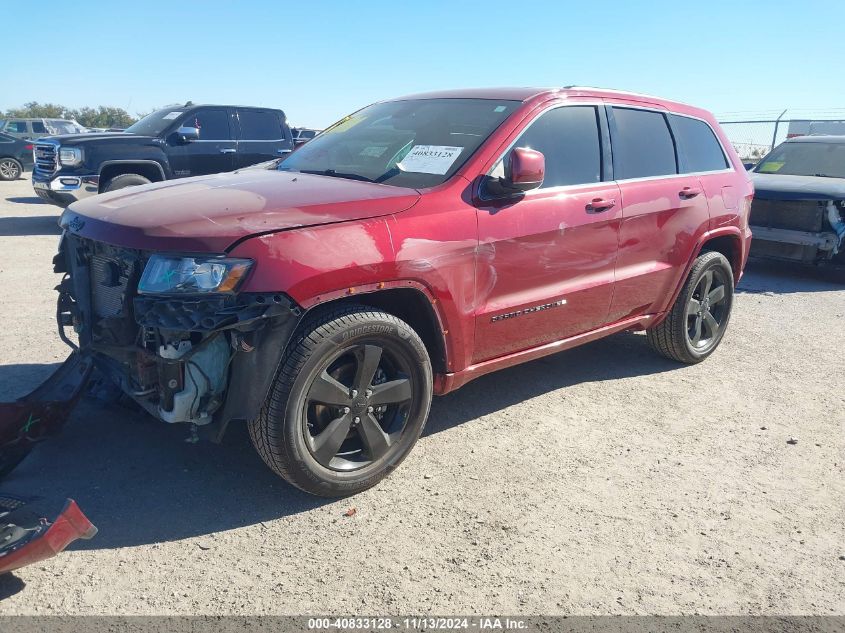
xmin=53 ymin=232 xmax=302 ymax=442
xmin=750 ymin=198 xmax=845 ymax=265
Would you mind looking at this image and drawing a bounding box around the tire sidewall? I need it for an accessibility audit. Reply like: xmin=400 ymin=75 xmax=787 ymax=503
xmin=104 ymin=173 xmax=151 ymax=192
xmin=681 ymin=253 xmax=734 ymax=361
xmin=279 ymin=312 xmax=432 ymax=495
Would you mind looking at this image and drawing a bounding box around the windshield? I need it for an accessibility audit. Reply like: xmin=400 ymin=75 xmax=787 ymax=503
xmin=278 ymin=98 xmax=519 ymax=188
xmin=756 ymin=141 xmax=845 ymax=178
xmin=125 ymin=108 xmax=187 ymax=136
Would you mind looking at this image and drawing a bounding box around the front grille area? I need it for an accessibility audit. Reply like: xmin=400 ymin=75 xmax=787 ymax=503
xmin=749 ymin=199 xmax=824 ymax=232
xmin=61 ymin=235 xmax=146 ymax=347
xmin=34 ymin=143 xmax=57 ymax=176
xmin=89 ymin=253 xmax=133 ymax=318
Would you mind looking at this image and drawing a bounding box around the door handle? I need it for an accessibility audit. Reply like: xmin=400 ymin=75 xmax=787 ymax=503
xmin=277 ymin=149 xmax=292 ymax=155
xmin=679 ymin=186 xmax=702 ymax=199
xmin=219 ymin=148 xmax=236 ymax=154
xmin=586 ymin=197 xmax=616 ymax=212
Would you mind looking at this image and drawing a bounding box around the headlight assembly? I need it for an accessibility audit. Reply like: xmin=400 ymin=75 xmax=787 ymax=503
xmin=138 ymin=255 xmax=253 ymax=294
xmin=58 ymin=147 xmax=83 ymax=166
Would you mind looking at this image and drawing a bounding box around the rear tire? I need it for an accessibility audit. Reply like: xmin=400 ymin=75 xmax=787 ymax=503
xmin=102 ymin=173 xmax=151 ymax=192
xmin=249 ymin=305 xmax=433 ymax=497
xmin=0 ymin=158 xmax=22 ymax=181
xmin=647 ymin=251 xmax=735 ymax=364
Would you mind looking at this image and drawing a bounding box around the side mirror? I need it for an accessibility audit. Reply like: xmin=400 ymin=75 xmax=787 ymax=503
xmin=508 ymin=147 xmax=545 ymax=191
xmin=176 ymin=126 xmax=200 ymax=143
xmin=485 ymin=147 xmax=545 ymax=197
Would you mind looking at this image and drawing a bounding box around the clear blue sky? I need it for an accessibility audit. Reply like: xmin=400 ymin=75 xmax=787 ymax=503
xmin=6 ymin=0 xmax=845 ymax=127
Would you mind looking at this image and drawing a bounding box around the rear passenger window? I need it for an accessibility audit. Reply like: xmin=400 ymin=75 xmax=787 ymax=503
xmin=507 ymin=106 xmax=602 ymax=188
xmin=670 ymin=114 xmax=728 ymax=172
xmin=31 ymin=121 xmax=47 ymax=133
xmin=6 ymin=121 xmax=27 ymax=133
xmin=611 ymin=107 xmax=677 ymax=179
xmin=238 ymin=110 xmax=283 ymax=140
xmin=182 ymin=109 xmax=231 ymax=140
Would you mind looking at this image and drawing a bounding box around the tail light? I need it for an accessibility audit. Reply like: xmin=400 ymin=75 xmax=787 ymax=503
xmin=740 ymin=195 xmax=753 ymax=227
xmin=24 ymin=144 xmax=33 ymax=150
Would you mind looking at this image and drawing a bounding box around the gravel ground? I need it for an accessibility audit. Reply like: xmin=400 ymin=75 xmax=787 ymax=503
xmin=0 ymin=175 xmax=843 ymax=615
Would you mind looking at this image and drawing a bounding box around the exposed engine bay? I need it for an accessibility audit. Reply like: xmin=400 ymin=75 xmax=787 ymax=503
xmin=54 ymin=234 xmax=302 ymax=438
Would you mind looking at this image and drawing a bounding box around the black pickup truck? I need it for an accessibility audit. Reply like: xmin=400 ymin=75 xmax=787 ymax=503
xmin=32 ymin=104 xmax=294 ymax=207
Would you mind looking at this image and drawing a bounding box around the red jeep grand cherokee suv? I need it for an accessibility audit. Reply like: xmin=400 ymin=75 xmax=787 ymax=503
xmin=53 ymin=87 xmax=753 ymax=496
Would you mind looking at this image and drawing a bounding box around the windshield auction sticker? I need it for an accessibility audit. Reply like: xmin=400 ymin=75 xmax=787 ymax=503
xmin=398 ymin=145 xmax=463 ymax=174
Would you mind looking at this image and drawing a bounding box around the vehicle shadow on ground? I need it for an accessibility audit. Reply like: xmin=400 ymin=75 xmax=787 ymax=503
xmin=425 ymin=331 xmax=675 ymax=436
xmin=0 ymin=574 xmax=25 ymax=600
xmin=0 ymin=362 xmax=64 ymax=401
xmin=0 ymin=331 xmax=678 ymax=551
xmin=0 ymin=216 xmax=61 ymax=236
xmin=5 ymin=196 xmax=47 ymax=205
xmin=738 ymin=258 xmax=844 ymax=294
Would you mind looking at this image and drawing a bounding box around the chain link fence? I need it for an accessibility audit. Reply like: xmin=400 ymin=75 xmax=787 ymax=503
xmin=719 ymin=117 xmax=845 ymax=162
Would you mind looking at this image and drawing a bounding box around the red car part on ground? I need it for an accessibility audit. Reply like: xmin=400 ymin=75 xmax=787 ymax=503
xmin=0 ymin=497 xmax=97 ymax=574
xmin=0 ymin=354 xmax=97 ymax=573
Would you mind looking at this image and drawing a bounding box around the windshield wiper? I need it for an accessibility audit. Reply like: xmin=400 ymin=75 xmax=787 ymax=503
xmin=298 ymin=169 xmax=375 ymax=183
xmin=813 ymin=173 xmax=835 ymax=178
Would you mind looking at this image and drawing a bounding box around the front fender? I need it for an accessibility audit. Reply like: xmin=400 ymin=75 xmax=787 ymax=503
xmin=228 ymin=213 xmax=477 ymax=374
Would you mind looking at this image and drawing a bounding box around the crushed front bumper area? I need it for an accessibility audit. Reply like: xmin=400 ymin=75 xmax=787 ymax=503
xmin=0 ymin=354 xmax=93 ymax=478
xmin=0 ymin=358 xmax=97 ymax=572
xmin=0 ymin=497 xmax=96 ymax=574
xmin=55 ymin=233 xmax=302 ymax=440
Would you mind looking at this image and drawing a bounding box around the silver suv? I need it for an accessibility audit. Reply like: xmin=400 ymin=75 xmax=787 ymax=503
xmin=0 ymin=118 xmax=86 ymax=140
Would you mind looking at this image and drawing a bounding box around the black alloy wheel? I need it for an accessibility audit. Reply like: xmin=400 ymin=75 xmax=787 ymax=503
xmin=304 ymin=342 xmax=415 ymax=471
xmin=249 ymin=305 xmax=432 ymax=497
xmin=686 ymin=267 xmax=730 ymax=352
xmin=647 ymin=250 xmax=735 ymax=364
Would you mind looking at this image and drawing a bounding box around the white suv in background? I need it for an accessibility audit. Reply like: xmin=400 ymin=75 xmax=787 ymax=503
xmin=0 ymin=118 xmax=87 ymax=140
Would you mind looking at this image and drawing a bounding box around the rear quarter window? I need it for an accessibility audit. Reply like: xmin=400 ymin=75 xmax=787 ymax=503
xmin=611 ymin=107 xmax=677 ymax=179
xmin=670 ymin=114 xmax=728 ymax=173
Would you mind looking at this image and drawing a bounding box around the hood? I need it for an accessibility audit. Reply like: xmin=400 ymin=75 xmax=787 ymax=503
xmin=751 ymin=173 xmax=845 ymax=201
xmin=62 ymin=168 xmax=420 ymax=252
xmin=41 ymin=132 xmax=151 ymax=146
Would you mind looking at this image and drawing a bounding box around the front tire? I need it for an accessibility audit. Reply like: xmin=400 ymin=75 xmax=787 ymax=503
xmin=249 ymin=305 xmax=433 ymax=497
xmin=647 ymin=251 xmax=735 ymax=364
xmin=102 ymin=173 xmax=152 ymax=192
xmin=0 ymin=158 xmax=22 ymax=181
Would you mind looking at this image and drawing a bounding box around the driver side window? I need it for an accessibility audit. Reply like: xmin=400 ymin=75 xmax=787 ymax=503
xmin=494 ymin=106 xmax=603 ymax=188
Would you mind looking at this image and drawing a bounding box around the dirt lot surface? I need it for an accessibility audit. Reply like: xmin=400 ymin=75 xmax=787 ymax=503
xmin=0 ymin=175 xmax=842 ymax=615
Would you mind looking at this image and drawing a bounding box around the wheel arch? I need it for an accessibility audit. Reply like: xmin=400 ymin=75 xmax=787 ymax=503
xmin=698 ymin=233 xmax=744 ymax=281
xmin=653 ymin=227 xmax=744 ymax=327
xmin=299 ymin=286 xmax=449 ymax=376
xmin=98 ymin=160 xmax=166 ymax=191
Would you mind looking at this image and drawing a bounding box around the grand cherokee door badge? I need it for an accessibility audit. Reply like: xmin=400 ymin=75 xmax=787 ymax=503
xmin=491 ymin=299 xmax=567 ymax=322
